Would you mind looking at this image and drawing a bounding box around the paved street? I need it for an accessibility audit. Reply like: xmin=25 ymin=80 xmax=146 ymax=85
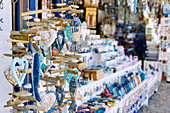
xmin=139 ymin=83 xmax=170 ymax=113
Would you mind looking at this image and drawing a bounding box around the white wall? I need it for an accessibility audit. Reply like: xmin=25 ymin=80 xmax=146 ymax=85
xmin=0 ymin=0 xmax=12 ymax=113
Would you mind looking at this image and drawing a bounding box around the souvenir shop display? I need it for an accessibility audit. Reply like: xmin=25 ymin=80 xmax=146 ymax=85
xmin=159 ymin=15 xmax=170 ymax=82
xmin=144 ymin=60 xmax=160 ymax=97
xmin=3 ymin=0 xmax=86 ymax=112
xmin=2 ymin=0 xmax=170 ymax=113
xmin=77 ymin=61 xmax=158 ymax=113
xmin=145 ymin=18 xmax=161 ymax=61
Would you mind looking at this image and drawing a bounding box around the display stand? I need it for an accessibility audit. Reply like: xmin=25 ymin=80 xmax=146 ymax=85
xmin=144 ymin=60 xmax=162 ymax=88
xmin=76 ymin=60 xmax=159 ymax=113
xmin=76 ymin=61 xmax=142 ymax=106
xmin=106 ymin=80 xmax=148 ymax=113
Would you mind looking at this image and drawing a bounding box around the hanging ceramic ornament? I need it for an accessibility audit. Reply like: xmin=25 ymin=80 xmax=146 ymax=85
xmin=82 ymin=21 xmax=87 ymax=29
xmin=39 ymin=92 xmax=56 ymax=111
xmin=69 ymin=76 xmax=79 ymax=112
xmin=38 ymin=29 xmax=57 ymax=48
xmin=65 ymin=25 xmax=73 ymax=43
xmin=55 ymin=77 xmax=66 ymax=106
xmin=68 ymin=100 xmax=77 ymax=112
xmin=4 ymin=66 xmax=21 ymax=86
xmin=33 ymin=53 xmax=41 ymax=102
xmin=55 ymin=86 xmax=65 ymax=107
xmin=64 ymin=68 xmax=80 ymax=83
xmin=55 ymin=30 xmax=66 ymax=52
xmin=69 ymin=76 xmax=79 ymax=97
xmin=11 ymin=57 xmax=28 ymax=87
xmin=162 ymin=4 xmax=170 ymax=15
xmin=70 ymin=17 xmax=82 ymax=52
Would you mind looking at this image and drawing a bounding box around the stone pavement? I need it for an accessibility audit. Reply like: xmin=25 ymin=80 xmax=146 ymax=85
xmin=139 ymin=83 xmax=170 ymax=113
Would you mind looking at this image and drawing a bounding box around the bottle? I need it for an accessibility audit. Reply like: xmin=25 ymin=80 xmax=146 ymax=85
xmin=129 ymin=54 xmax=132 ymax=65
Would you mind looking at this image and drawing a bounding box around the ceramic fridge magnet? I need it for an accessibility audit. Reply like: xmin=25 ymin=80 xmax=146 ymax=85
xmin=84 ymin=0 xmax=99 ymax=8
xmin=85 ymin=8 xmax=97 ymax=29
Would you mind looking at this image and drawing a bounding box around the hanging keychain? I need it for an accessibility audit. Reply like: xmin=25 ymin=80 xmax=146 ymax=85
xmin=69 ymin=75 xmax=79 ymax=112
xmin=55 ymin=77 xmax=66 ymax=107
xmin=55 ymin=29 xmax=66 ymax=52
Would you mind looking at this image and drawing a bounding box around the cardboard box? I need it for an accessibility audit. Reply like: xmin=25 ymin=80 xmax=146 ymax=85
xmin=77 ymin=62 xmax=86 ymax=71
xmin=84 ymin=69 xmax=104 ymax=81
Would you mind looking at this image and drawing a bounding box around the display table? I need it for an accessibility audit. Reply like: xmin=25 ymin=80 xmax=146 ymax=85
xmin=106 ymin=80 xmax=148 ymax=113
xmin=76 ymin=60 xmax=159 ymax=113
xmin=76 ymin=61 xmax=142 ymax=106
